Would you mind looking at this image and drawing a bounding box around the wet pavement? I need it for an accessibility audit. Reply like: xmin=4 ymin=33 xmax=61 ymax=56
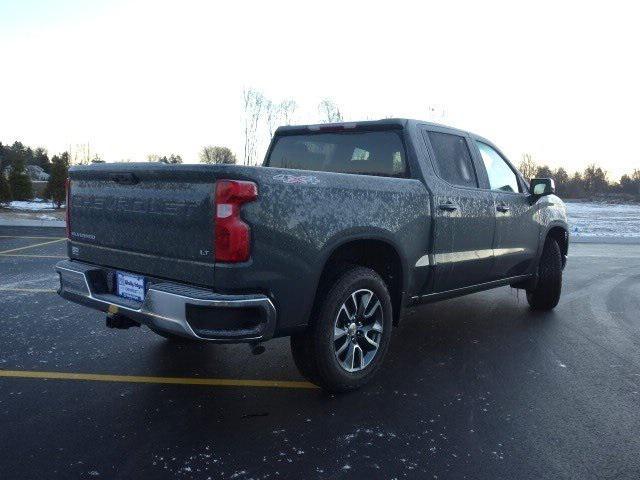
xmin=1 ymin=226 xmax=639 ymax=479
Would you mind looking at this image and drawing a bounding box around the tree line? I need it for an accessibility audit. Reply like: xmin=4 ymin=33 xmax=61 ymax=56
xmin=0 ymin=141 xmax=69 ymax=207
xmin=518 ymin=154 xmax=640 ymax=199
xmin=9 ymin=92 xmax=633 ymax=206
xmin=3 ymin=136 xmax=639 ymax=208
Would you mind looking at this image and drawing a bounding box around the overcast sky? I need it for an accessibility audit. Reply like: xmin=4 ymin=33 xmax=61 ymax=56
xmin=1 ymin=0 xmax=638 ymax=179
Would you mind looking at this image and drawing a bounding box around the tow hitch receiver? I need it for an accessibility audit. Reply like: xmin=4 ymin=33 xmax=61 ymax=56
xmin=106 ymin=313 xmax=140 ymax=330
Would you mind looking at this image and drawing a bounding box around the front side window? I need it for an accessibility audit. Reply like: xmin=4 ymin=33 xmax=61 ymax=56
xmin=476 ymin=141 xmax=520 ymax=193
xmin=425 ymin=131 xmax=478 ymax=188
xmin=266 ymin=131 xmax=407 ymax=177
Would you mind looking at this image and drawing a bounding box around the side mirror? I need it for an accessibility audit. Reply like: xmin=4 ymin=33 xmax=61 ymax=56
xmin=530 ymin=178 xmax=555 ymax=196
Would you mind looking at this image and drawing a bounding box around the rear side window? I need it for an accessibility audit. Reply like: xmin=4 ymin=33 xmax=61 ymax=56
xmin=266 ymin=131 xmax=408 ymax=178
xmin=476 ymin=141 xmax=520 ymax=193
xmin=425 ymin=131 xmax=478 ymax=188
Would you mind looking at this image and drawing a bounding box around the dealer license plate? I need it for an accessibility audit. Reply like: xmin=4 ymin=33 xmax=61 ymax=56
xmin=116 ymin=271 xmax=146 ymax=302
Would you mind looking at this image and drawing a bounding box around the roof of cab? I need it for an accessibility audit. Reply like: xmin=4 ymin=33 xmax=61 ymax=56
xmin=274 ymin=118 xmax=473 ymax=137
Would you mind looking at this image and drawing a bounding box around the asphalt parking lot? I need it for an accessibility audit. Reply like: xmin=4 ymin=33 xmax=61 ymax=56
xmin=1 ymin=226 xmax=639 ymax=479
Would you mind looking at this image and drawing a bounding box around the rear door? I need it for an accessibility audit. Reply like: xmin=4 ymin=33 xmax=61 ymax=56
xmin=472 ymin=140 xmax=539 ymax=279
xmin=421 ymin=127 xmax=496 ymax=293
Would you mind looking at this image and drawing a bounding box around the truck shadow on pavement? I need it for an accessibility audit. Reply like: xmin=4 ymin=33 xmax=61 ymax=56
xmin=141 ymin=286 xmax=559 ymax=399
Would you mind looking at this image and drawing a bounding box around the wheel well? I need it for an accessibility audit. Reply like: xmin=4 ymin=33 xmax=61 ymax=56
xmin=547 ymin=226 xmax=568 ymax=267
xmin=314 ymin=239 xmax=404 ymax=325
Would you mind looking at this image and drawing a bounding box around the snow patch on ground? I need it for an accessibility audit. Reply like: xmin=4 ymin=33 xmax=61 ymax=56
xmin=6 ymin=199 xmax=63 ymax=211
xmin=566 ymin=201 xmax=640 ymax=238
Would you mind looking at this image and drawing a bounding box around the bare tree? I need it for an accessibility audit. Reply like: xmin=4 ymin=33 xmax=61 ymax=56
xmin=200 ymin=146 xmax=237 ymax=164
xmin=243 ymin=88 xmax=266 ymax=165
xmin=264 ymin=99 xmax=298 ymax=136
xmin=279 ymin=99 xmax=297 ymax=126
xmin=264 ymin=100 xmax=278 ymax=138
xmin=519 ymin=153 xmax=538 ymax=180
xmin=69 ymin=143 xmax=91 ymax=165
xmin=318 ymin=98 xmax=343 ymax=123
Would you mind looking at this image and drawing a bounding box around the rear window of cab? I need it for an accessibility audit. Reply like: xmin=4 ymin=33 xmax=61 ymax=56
xmin=265 ymin=131 xmax=408 ymax=178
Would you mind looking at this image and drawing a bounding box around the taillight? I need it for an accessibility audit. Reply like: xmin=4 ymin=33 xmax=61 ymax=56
xmin=214 ymin=180 xmax=258 ymax=262
xmin=65 ymin=178 xmax=71 ymax=239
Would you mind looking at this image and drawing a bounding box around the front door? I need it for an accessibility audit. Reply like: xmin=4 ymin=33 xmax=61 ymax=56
xmin=422 ymin=129 xmax=496 ymax=293
xmin=474 ymin=140 xmax=539 ymax=279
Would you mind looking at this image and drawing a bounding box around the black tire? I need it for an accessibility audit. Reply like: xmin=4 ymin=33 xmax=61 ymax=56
xmin=290 ymin=332 xmax=319 ymax=385
xmin=527 ymin=238 xmax=562 ymax=311
xmin=290 ymin=266 xmax=393 ymax=393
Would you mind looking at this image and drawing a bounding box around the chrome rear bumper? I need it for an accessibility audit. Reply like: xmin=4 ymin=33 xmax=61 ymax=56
xmin=55 ymin=260 xmax=276 ymax=343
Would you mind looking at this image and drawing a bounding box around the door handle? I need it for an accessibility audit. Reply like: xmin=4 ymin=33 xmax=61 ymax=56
xmin=496 ymin=203 xmax=510 ymax=213
xmin=438 ymin=202 xmax=459 ymax=212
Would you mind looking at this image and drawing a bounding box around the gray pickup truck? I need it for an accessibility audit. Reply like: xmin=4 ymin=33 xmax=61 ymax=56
xmin=56 ymin=119 xmax=568 ymax=392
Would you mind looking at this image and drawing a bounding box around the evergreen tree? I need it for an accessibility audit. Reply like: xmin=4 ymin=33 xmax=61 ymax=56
xmin=535 ymin=165 xmax=554 ymax=179
xmin=33 ymin=147 xmax=51 ymax=173
xmin=582 ymin=164 xmax=608 ymax=195
xmin=45 ymin=154 xmax=69 ymax=208
xmin=554 ymin=168 xmax=569 ymax=196
xmin=8 ymin=141 xmax=26 ymax=168
xmin=567 ymin=172 xmax=586 ymax=198
xmin=8 ymin=155 xmax=33 ymax=200
xmin=60 ymin=151 xmax=71 ymax=165
xmin=0 ymin=165 xmax=11 ymax=204
xmin=24 ymin=146 xmax=35 ymax=166
xmin=620 ymin=170 xmax=640 ymax=195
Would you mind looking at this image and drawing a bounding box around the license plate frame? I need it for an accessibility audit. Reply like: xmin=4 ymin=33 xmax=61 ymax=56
xmin=116 ymin=271 xmax=146 ymax=302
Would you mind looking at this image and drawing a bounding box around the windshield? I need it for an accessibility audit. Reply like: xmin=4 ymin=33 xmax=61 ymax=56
xmin=265 ymin=130 xmax=408 ymax=178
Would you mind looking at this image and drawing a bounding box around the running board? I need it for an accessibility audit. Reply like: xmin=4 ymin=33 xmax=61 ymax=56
xmin=410 ymin=274 xmax=533 ymax=304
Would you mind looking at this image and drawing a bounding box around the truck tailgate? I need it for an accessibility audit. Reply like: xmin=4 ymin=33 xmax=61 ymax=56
xmin=69 ymin=166 xmax=215 ymax=266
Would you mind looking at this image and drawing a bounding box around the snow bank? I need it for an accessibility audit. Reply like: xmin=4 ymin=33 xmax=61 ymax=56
xmin=566 ymin=201 xmax=640 ymax=238
xmin=6 ymin=199 xmax=63 ymax=211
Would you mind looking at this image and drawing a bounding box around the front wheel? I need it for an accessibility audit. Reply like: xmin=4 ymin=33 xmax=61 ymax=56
xmin=527 ymin=238 xmax=562 ymax=311
xmin=291 ymin=266 xmax=393 ymax=393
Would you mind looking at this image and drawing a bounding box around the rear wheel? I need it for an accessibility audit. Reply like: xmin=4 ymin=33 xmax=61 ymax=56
xmin=290 ymin=266 xmax=393 ymax=393
xmin=527 ymin=238 xmax=562 ymax=311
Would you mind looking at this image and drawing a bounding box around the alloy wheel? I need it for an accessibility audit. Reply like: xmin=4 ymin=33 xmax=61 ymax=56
xmin=333 ymin=288 xmax=384 ymax=372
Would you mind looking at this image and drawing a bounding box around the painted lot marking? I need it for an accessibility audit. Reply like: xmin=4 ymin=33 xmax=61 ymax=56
xmin=0 ymin=238 xmax=65 ymax=255
xmin=0 ymin=236 xmax=64 ymax=240
xmin=0 ymin=287 xmax=57 ymax=293
xmin=0 ymin=254 xmax=66 ymax=259
xmin=0 ymin=369 xmax=318 ymax=390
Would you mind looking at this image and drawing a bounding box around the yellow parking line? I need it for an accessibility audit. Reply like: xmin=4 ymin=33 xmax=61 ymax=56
xmin=0 ymin=288 xmax=57 ymax=293
xmin=0 ymin=369 xmax=318 ymax=390
xmin=0 ymin=238 xmax=66 ymax=255
xmin=0 ymin=236 xmax=64 ymax=240
xmin=0 ymin=254 xmax=66 ymax=258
